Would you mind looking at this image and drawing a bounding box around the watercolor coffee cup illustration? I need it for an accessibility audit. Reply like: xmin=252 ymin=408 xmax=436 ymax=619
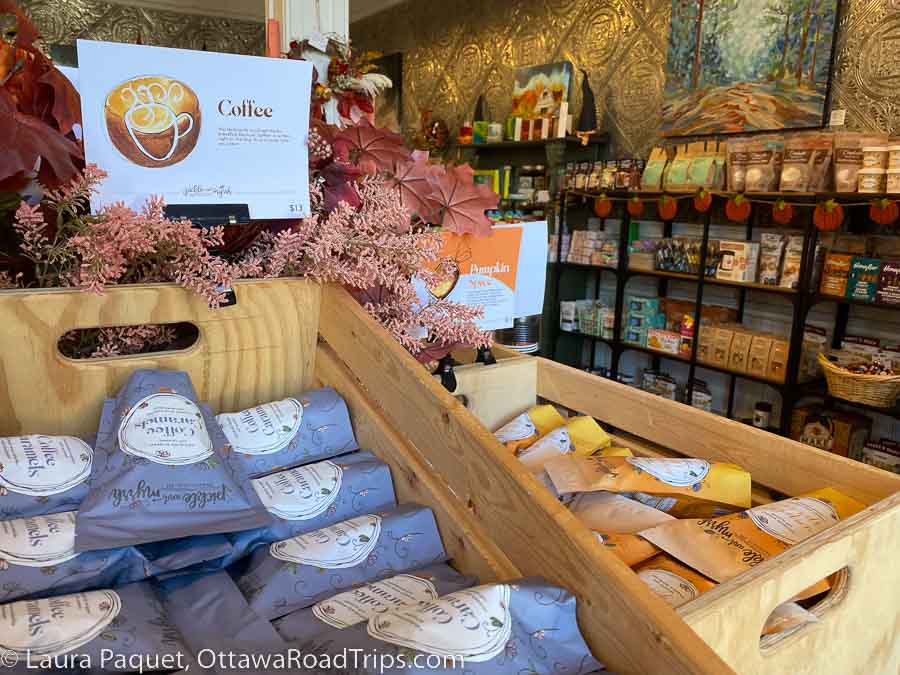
xmin=105 ymin=76 xmax=201 ymax=167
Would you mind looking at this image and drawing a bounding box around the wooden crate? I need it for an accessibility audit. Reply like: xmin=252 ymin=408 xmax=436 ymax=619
xmin=0 ymin=280 xmax=735 ymax=675
xmin=446 ymin=356 xmax=900 ymax=675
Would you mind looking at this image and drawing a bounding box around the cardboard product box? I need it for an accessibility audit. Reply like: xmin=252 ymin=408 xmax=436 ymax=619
xmin=647 ymin=329 xmax=681 ymax=355
xmin=791 ymin=407 xmax=872 ymax=458
xmin=779 ymin=235 xmax=805 ymax=290
xmin=626 ymin=296 xmax=662 ymax=317
xmin=820 ymin=253 xmax=853 ymax=296
xmin=697 ymin=325 xmax=717 ymax=364
xmin=625 ymin=327 xmax=648 ymax=347
xmin=860 ymin=439 xmax=900 ymax=473
xmin=846 ymin=257 xmax=882 ymax=303
xmin=748 ymin=335 xmax=774 ymax=377
xmin=716 ymin=241 xmax=761 ymax=283
xmin=728 ymin=330 xmax=753 ymax=373
xmin=712 ymin=327 xmax=734 ymax=367
xmin=767 ymin=339 xmax=790 ymax=383
xmin=876 ymin=260 xmax=900 ymax=306
xmin=801 ymin=325 xmax=829 ymax=381
xmin=560 ymin=301 xmax=577 ymax=332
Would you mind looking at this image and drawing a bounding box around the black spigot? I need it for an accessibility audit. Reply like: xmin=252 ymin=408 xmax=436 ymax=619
xmin=476 ymin=345 xmax=497 ymax=366
xmin=434 ymin=354 xmax=457 ymax=392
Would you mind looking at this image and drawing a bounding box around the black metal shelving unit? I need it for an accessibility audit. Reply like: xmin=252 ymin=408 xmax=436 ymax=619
xmin=547 ymin=189 xmax=900 ymax=437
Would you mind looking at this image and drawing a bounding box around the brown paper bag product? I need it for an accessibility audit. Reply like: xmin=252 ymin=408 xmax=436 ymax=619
xmin=517 ymin=415 xmax=611 ymax=475
xmin=726 ymin=137 xmax=751 ymax=192
xmin=748 ymin=335 xmax=774 ymax=378
xmin=494 ymin=404 xmax=566 ymax=454
xmin=640 ymin=487 xmax=867 ymax=600
xmin=744 ymin=135 xmax=785 ymax=192
xmin=712 ymin=326 xmax=734 ymax=368
xmin=634 ymin=555 xmax=717 ymax=609
xmin=568 ymin=491 xmax=675 ymax=533
xmin=697 ymin=325 xmax=717 ymax=364
xmin=728 ymin=329 xmax=753 ymax=373
xmin=767 ymin=339 xmax=790 ymax=383
xmin=780 ymin=134 xmax=818 ymax=192
xmin=544 ymin=455 xmax=751 ymax=517
xmin=593 ymin=531 xmax=660 ymax=567
xmin=810 ymin=132 xmax=834 ymax=191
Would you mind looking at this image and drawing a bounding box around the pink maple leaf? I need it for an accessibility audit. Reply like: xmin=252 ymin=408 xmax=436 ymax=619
xmin=333 ymin=120 xmax=410 ymax=175
xmin=391 ymin=151 xmax=441 ymax=223
xmin=424 ymin=164 xmax=497 ymax=236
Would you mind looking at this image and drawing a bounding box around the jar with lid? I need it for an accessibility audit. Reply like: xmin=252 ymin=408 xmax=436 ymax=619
xmin=753 ymin=401 xmax=773 ymax=429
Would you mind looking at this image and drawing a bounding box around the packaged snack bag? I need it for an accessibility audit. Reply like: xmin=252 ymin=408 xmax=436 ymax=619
xmin=293 ymin=579 xmax=603 ymax=674
xmin=780 ymin=133 xmax=818 ymax=192
xmin=493 ymin=404 xmax=565 ymax=454
xmin=232 ymin=504 xmax=446 ymax=621
xmin=568 ymin=491 xmax=674 ymax=533
xmin=744 ymin=135 xmax=784 ymax=192
xmin=517 ymin=416 xmax=611 ymax=475
xmin=74 ymin=370 xmax=272 ymax=551
xmin=726 ymin=137 xmax=751 ymax=192
xmin=634 ymin=554 xmax=716 ymax=608
xmin=545 ymin=455 xmax=751 ymax=517
xmin=640 ymin=487 xmax=866 ymax=599
xmin=0 ymin=581 xmax=194 ymax=673
xmin=641 ymin=147 xmax=669 ymax=190
xmin=593 ymin=531 xmax=659 ymax=567
xmin=0 ymin=435 xmax=93 ymax=518
xmin=599 ymin=446 xmax=634 ymax=457
xmin=218 ymin=388 xmax=358 ymax=478
xmin=273 ymin=564 xmax=476 ymax=642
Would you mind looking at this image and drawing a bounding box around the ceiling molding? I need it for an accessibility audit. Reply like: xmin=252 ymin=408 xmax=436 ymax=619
xmin=104 ymin=0 xmax=263 ymax=22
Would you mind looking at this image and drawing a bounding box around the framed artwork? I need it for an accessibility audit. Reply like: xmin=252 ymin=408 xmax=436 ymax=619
xmin=662 ymin=0 xmax=840 ymax=136
xmin=512 ymin=61 xmax=573 ymax=119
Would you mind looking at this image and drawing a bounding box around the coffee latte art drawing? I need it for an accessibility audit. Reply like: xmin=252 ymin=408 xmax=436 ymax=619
xmin=105 ymin=76 xmax=201 ymax=167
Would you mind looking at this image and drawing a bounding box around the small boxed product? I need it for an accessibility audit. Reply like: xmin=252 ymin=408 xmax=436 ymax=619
xmin=697 ymin=325 xmax=716 ymax=364
xmin=748 ymin=334 xmax=774 ymax=377
xmin=691 ymin=381 xmax=713 ymax=413
xmin=717 ymin=241 xmax=760 ymax=283
xmin=560 ymin=301 xmax=577 ymax=331
xmin=712 ymin=326 xmax=734 ymax=368
xmin=767 ymin=339 xmax=790 ymax=383
xmin=820 ymin=253 xmax=854 ymax=296
xmin=625 ymin=327 xmax=648 ymax=346
xmin=759 ymin=233 xmax=785 ymax=285
xmin=627 ymin=295 xmax=662 ymax=316
xmin=846 ymin=257 xmax=882 ymax=302
xmin=791 ymin=406 xmax=872 ymax=458
xmin=833 ymin=132 xmax=889 ymax=192
xmin=642 ymin=371 xmax=679 ymax=400
xmin=860 ymin=439 xmax=900 ymax=473
xmin=728 ymin=330 xmax=753 ymax=373
xmin=876 ymin=260 xmax=900 ymax=305
xmin=779 ymin=235 xmax=805 ymax=289
xmin=647 ymin=329 xmax=681 ymax=355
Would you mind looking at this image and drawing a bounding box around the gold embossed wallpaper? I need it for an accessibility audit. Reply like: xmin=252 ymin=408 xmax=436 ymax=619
xmin=17 ymin=0 xmax=263 ymax=56
xmin=352 ymin=0 xmax=900 ymax=156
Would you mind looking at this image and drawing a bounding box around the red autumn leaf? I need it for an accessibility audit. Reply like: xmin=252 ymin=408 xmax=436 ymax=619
xmin=333 ymin=120 xmax=410 ymax=175
xmin=0 ymin=86 xmax=83 ymax=187
xmin=392 ymin=153 xmax=440 ymax=222
xmin=39 ymin=60 xmax=81 ymax=136
xmin=320 ymin=159 xmax=362 ymax=211
xmin=424 ymin=163 xmax=497 ymax=236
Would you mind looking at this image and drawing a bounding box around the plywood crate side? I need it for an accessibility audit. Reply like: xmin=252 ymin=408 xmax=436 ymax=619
xmin=318 ymin=285 xmax=734 ymax=675
xmin=445 ymin=357 xmax=539 ymax=432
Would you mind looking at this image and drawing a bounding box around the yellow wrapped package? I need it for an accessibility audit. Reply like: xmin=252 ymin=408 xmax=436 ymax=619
xmin=517 ymin=416 xmax=611 ymax=475
xmin=593 ymin=531 xmax=660 ymax=567
xmin=640 ymin=487 xmax=866 ymax=600
xmin=599 ymin=446 xmax=633 ymax=457
xmin=493 ymin=404 xmax=565 ymax=453
xmin=544 ymin=455 xmax=751 ymax=517
xmin=634 ymin=555 xmax=717 ymax=608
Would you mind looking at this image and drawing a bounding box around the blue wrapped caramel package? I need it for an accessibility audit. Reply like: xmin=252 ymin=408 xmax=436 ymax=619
xmin=296 ymin=578 xmax=603 ymax=674
xmin=75 ymin=370 xmax=272 ymax=552
xmin=217 ymin=388 xmax=358 ymax=478
xmin=0 ymin=434 xmax=93 ymax=518
xmin=273 ymin=563 xmax=476 ymax=643
xmin=0 ymin=580 xmax=195 ymax=674
xmin=232 ymin=504 xmax=447 ymax=621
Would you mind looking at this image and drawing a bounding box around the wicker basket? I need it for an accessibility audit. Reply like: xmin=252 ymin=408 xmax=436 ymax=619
xmin=817 ymin=352 xmax=900 ymax=408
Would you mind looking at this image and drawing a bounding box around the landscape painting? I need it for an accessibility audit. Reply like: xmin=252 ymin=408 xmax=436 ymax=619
xmin=662 ymin=0 xmax=839 ymax=136
xmin=512 ymin=62 xmax=573 ymax=119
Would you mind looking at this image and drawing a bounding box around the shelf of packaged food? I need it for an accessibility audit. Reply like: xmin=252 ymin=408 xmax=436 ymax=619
xmin=558 ymin=262 xmax=619 ymax=273
xmin=464 ymin=134 xmax=610 ymax=151
xmin=559 ymin=330 xmax=616 ymax=348
xmin=797 ymin=380 xmax=900 ymax=420
xmin=626 ymin=267 xmax=799 ymax=295
xmin=566 ymin=188 xmax=900 ymax=202
xmin=811 ymin=293 xmax=900 ymax=311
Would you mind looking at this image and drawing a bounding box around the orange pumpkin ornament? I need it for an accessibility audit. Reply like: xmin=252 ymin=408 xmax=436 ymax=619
xmin=657 ymin=195 xmax=678 ymax=221
xmin=772 ymin=199 xmax=793 ymax=225
xmin=627 ymin=196 xmax=644 ymax=218
xmin=814 ymin=200 xmax=844 ymax=232
xmin=593 ymin=194 xmax=613 ymax=218
xmin=725 ymin=194 xmax=751 ymax=223
xmin=870 ymin=199 xmax=899 ymax=226
xmin=693 ymin=189 xmax=713 ymax=213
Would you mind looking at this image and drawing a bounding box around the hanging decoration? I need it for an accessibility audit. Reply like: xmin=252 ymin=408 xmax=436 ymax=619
xmin=869 ymin=198 xmax=899 ymax=226
xmin=693 ymin=189 xmax=712 ymax=213
xmin=657 ymin=194 xmax=678 ymax=221
xmin=593 ymin=194 xmax=612 ymax=218
xmin=772 ymin=199 xmax=793 ymax=225
xmin=813 ymin=200 xmax=844 ymax=231
xmin=626 ymin=196 xmax=644 ymax=218
xmin=725 ymin=194 xmax=751 ymax=223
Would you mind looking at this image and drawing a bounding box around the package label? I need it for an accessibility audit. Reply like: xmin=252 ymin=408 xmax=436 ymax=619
xmin=747 ymin=496 xmax=839 ymax=545
xmin=0 ymin=511 xmax=78 ymax=567
xmin=270 ymin=514 xmax=382 ymax=569
xmin=626 ymin=458 xmax=711 ymax=487
xmin=251 ymin=461 xmax=342 ymax=520
xmin=0 ymin=436 xmax=93 ymax=497
xmin=118 ymin=393 xmax=213 ymax=465
xmin=217 ymin=398 xmax=303 ymax=456
xmin=637 ymin=568 xmax=699 ymax=608
xmin=494 ymin=413 xmax=535 ymax=443
xmin=312 ymin=574 xmax=439 ymax=630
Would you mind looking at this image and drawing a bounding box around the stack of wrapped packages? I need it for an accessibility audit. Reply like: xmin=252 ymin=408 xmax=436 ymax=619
xmin=0 ymin=369 xmax=604 ymax=674
xmin=495 ymin=404 xmax=868 ymax=637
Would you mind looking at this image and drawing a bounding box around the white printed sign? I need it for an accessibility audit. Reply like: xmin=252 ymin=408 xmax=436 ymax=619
xmin=270 ymin=514 xmax=381 ymax=569
xmin=251 ymin=460 xmax=342 ymax=520
xmin=118 ymin=393 xmax=214 ymax=466
xmin=368 ymin=584 xmax=512 ymax=663
xmin=76 ymin=40 xmax=312 ymax=219
xmin=0 ymin=435 xmax=92 ymax=496
xmin=312 ymin=574 xmax=439 ymax=630
xmin=217 ymin=398 xmax=303 ymax=456
xmin=0 ymin=511 xmax=78 ymax=567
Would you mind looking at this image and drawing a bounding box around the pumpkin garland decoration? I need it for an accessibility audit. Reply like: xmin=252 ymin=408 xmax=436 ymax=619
xmin=693 ymin=189 xmax=713 ymax=213
xmin=626 ymin=195 xmax=644 ymax=218
xmin=593 ymin=194 xmax=612 ymax=218
xmin=813 ymin=199 xmax=844 ymax=232
xmin=657 ymin=194 xmax=678 ymax=221
xmin=772 ymin=199 xmax=793 ymax=225
xmin=869 ymin=198 xmax=899 ymax=226
xmin=725 ymin=194 xmax=751 ymax=223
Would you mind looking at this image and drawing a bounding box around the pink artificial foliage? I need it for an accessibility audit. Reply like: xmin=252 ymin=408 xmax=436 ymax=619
xmin=423 ymin=164 xmax=499 ymax=236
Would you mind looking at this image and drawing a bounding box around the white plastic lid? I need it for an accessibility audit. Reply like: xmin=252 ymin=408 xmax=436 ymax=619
xmin=858 ymin=168 xmax=886 ymax=174
xmin=862 ymin=146 xmax=889 ymax=152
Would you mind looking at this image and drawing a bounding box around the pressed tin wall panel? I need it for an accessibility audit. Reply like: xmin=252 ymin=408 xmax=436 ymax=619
xmin=352 ymin=0 xmax=900 ymax=156
xmin=17 ymin=0 xmax=264 ymax=56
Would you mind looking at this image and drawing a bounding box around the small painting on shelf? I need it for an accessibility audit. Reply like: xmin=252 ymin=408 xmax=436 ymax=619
xmin=662 ymin=0 xmax=839 ymax=136
xmin=512 ymin=61 xmax=573 ymax=119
